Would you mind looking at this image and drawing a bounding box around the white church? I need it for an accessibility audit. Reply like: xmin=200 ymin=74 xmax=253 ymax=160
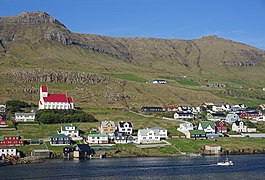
xmin=38 ymin=86 xmax=74 ymax=110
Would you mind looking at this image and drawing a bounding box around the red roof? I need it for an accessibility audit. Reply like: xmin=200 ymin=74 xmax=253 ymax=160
xmin=166 ymin=106 xmax=177 ymax=109
xmin=68 ymin=97 xmax=73 ymax=103
xmin=42 ymin=86 xmax=48 ymax=92
xmin=43 ymin=94 xmax=69 ymax=102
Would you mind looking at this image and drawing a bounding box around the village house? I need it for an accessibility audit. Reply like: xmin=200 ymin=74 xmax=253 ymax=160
xmin=0 ymin=135 xmax=24 ymax=146
xmin=138 ymin=128 xmax=161 ymax=144
xmin=73 ymin=144 xmax=94 ymax=158
xmin=225 ymin=113 xmax=240 ymax=124
xmin=207 ymin=113 xmax=226 ymax=121
xmin=198 ymin=121 xmax=216 ymax=134
xmin=114 ymin=132 xmax=127 ymax=144
xmin=177 ymin=106 xmax=192 ymax=112
xmin=240 ymin=111 xmax=262 ymax=119
xmin=50 ymin=134 xmax=71 ymax=146
xmin=87 ymin=133 xmax=109 ymax=144
xmin=177 ymin=122 xmax=194 ymax=136
xmin=149 ymin=127 xmax=168 ymax=139
xmin=38 ymin=85 xmax=74 ymax=110
xmin=201 ymin=103 xmax=215 ymax=111
xmin=117 ymin=121 xmax=133 ymax=135
xmin=152 ymin=80 xmax=167 ymax=84
xmin=204 ymin=144 xmax=221 ymax=155
xmin=99 ymin=121 xmax=116 ymax=137
xmin=0 ymin=105 xmax=6 ymax=113
xmin=212 ymin=104 xmax=231 ymax=112
xmin=254 ymin=115 xmax=265 ymax=122
xmin=215 ymin=120 xmax=227 ymax=133
xmin=259 ymin=103 xmax=265 ymax=111
xmin=0 ymin=115 xmax=7 ymax=127
xmin=165 ymin=105 xmax=178 ymax=111
xmin=137 ymin=127 xmax=167 ymax=143
xmin=186 ymin=130 xmax=206 ymax=139
xmin=211 ymin=105 xmax=224 ymax=112
xmin=231 ymin=104 xmax=247 ymax=111
xmin=232 ymin=120 xmax=247 ymax=132
xmin=0 ymin=147 xmax=18 ymax=159
xmin=174 ymin=112 xmax=194 ymax=119
xmin=141 ymin=106 xmax=165 ymax=112
xmin=15 ymin=112 xmax=35 ymax=123
xmin=58 ymin=124 xmax=80 ymax=139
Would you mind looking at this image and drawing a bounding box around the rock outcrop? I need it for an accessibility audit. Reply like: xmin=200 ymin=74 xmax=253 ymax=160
xmin=7 ymin=69 xmax=110 ymax=85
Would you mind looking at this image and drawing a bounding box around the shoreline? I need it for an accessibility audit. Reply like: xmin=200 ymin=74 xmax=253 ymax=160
xmin=2 ymin=151 xmax=265 ymax=167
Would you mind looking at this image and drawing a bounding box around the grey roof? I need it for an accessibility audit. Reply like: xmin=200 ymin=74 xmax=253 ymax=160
xmin=138 ymin=129 xmax=160 ymax=136
xmin=149 ymin=127 xmax=167 ymax=131
xmin=15 ymin=112 xmax=35 ymax=116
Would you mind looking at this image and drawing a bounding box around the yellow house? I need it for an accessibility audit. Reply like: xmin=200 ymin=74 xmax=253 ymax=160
xmin=99 ymin=121 xmax=116 ymax=136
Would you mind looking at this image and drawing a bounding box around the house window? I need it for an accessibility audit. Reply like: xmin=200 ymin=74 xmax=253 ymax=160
xmin=155 ymin=137 xmax=158 ymax=139
xmin=149 ymin=137 xmax=152 ymax=139
xmin=143 ymin=137 xmax=146 ymax=139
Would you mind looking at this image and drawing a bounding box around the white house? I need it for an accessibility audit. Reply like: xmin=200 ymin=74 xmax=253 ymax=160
xmin=38 ymin=85 xmax=74 ymax=110
xmin=0 ymin=105 xmax=6 ymax=113
xmin=177 ymin=122 xmax=194 ymax=136
xmin=117 ymin=121 xmax=133 ymax=135
xmin=174 ymin=112 xmax=194 ymax=119
xmin=15 ymin=113 xmax=35 ymax=122
xmin=225 ymin=113 xmax=240 ymax=124
xmin=231 ymin=104 xmax=247 ymax=111
xmin=137 ymin=127 xmax=167 ymax=144
xmin=254 ymin=116 xmax=265 ymax=122
xmin=138 ymin=129 xmax=161 ymax=144
xmin=58 ymin=124 xmax=80 ymax=139
xmin=87 ymin=133 xmax=109 ymax=144
xmin=198 ymin=121 xmax=216 ymax=133
xmin=152 ymin=80 xmax=166 ymax=84
xmin=0 ymin=147 xmax=18 ymax=158
xmin=259 ymin=104 xmax=265 ymax=111
xmin=232 ymin=120 xmax=247 ymax=132
xmin=212 ymin=105 xmax=224 ymax=112
xmin=114 ymin=132 xmax=127 ymax=144
xmin=149 ymin=127 xmax=168 ymax=139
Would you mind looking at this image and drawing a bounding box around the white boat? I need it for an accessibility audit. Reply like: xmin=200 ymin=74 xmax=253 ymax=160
xmin=217 ymin=158 xmax=234 ymax=166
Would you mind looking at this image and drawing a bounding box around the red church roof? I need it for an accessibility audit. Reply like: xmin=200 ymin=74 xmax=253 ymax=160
xmin=42 ymin=86 xmax=48 ymax=92
xmin=68 ymin=97 xmax=73 ymax=103
xmin=44 ymin=94 xmax=70 ymax=102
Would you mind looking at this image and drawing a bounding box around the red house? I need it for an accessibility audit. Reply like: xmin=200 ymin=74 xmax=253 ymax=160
xmin=165 ymin=106 xmax=178 ymax=111
xmin=0 ymin=135 xmax=24 ymax=146
xmin=240 ymin=111 xmax=261 ymax=119
xmin=0 ymin=116 xmax=7 ymax=127
xmin=215 ymin=120 xmax=227 ymax=133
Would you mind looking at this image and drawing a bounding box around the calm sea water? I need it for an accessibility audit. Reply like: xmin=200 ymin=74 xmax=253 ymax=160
xmin=0 ymin=155 xmax=265 ymax=179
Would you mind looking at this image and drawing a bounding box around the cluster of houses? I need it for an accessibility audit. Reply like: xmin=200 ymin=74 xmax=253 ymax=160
xmin=141 ymin=102 xmax=265 ymax=139
xmin=50 ymin=121 xmax=168 ymax=146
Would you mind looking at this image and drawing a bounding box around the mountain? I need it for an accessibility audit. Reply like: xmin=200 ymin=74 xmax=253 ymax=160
xmin=0 ymin=12 xmax=264 ymax=108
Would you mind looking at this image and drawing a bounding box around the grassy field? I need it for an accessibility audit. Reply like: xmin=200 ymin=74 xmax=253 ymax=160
xmin=108 ymin=74 xmax=147 ymax=83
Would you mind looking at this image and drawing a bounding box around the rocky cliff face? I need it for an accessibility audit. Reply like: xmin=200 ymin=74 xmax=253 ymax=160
xmin=7 ymin=69 xmax=111 ymax=85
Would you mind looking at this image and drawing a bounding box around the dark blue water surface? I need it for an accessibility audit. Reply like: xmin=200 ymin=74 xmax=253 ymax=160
xmin=1 ymin=155 xmax=265 ymax=179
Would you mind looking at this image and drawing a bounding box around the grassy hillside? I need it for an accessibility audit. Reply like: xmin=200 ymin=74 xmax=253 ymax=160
xmin=0 ymin=12 xmax=264 ymax=108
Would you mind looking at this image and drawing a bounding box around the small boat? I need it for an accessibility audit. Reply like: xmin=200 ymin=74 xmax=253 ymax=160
xmin=217 ymin=158 xmax=234 ymax=166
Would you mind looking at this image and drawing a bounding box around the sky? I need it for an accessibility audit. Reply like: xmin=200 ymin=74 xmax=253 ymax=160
xmin=1 ymin=0 xmax=265 ymax=50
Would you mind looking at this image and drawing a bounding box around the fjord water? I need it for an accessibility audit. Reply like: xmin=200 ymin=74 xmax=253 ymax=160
xmin=1 ymin=155 xmax=265 ymax=179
